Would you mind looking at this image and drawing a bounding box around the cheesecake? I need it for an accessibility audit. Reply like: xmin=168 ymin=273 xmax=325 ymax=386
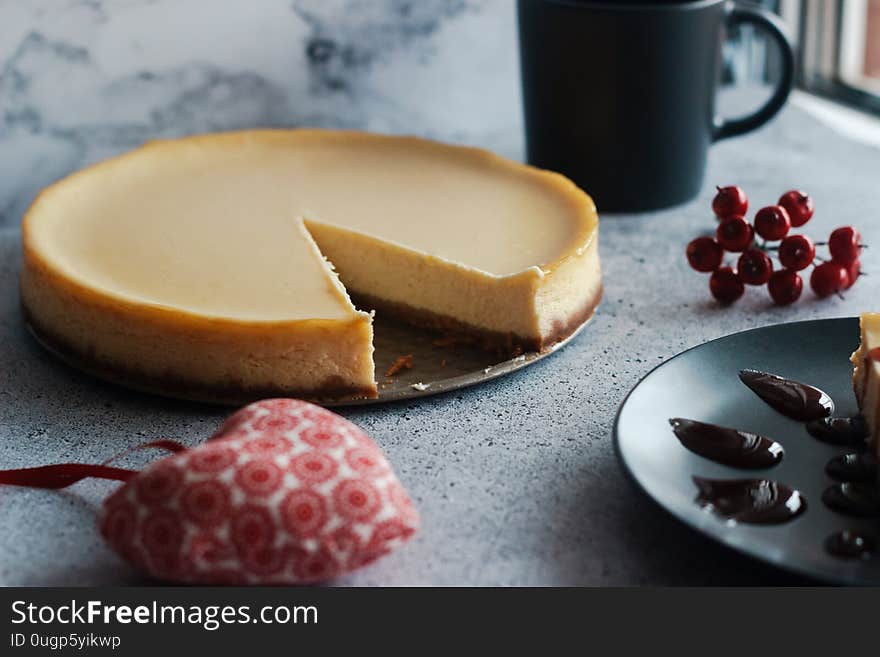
xmin=851 ymin=313 xmax=880 ymax=458
xmin=21 ymin=130 xmax=602 ymax=403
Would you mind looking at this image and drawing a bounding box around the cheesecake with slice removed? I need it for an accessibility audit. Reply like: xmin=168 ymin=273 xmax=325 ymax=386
xmin=851 ymin=312 xmax=880 ymax=457
xmin=21 ymin=130 xmax=601 ymax=403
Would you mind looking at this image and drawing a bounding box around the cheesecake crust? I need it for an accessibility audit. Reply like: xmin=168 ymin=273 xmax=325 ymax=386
xmin=353 ymin=283 xmax=603 ymax=359
xmin=23 ymin=277 xmax=601 ymax=404
xmin=23 ymin=305 xmax=379 ymax=405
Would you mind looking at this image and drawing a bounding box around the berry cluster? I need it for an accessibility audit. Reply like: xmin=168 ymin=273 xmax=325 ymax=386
xmin=686 ymin=186 xmax=865 ymax=305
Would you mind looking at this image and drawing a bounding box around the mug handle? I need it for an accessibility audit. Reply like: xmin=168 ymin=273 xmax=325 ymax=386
xmin=712 ymin=1 xmax=795 ymax=142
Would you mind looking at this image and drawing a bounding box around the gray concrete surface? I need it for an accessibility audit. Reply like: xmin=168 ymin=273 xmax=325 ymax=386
xmin=1 ymin=105 xmax=878 ymax=585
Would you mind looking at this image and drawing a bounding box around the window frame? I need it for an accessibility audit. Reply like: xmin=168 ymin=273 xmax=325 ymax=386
xmin=784 ymin=0 xmax=880 ymax=116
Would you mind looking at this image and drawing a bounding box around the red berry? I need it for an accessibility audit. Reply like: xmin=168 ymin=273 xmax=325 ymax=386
xmin=754 ymin=205 xmax=791 ymax=241
xmin=716 ymin=216 xmax=754 ymax=252
xmin=828 ymin=226 xmax=862 ymax=265
xmin=778 ymin=234 xmax=815 ymax=271
xmin=768 ymin=269 xmax=803 ymax=306
xmin=845 ymin=260 xmax=861 ymax=289
xmin=737 ymin=248 xmax=773 ymax=285
xmin=810 ymin=262 xmax=849 ymax=298
xmin=709 ymin=267 xmax=745 ymax=305
xmin=686 ymin=237 xmax=723 ymax=273
xmin=712 ymin=186 xmax=749 ymax=219
xmin=778 ymin=190 xmax=814 ymax=227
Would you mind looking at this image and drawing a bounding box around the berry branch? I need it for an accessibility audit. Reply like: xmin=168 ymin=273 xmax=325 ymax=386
xmin=686 ymin=186 xmax=865 ymax=305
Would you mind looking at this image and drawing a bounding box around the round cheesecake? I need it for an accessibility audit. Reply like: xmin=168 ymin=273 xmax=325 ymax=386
xmin=21 ymin=130 xmax=602 ymax=403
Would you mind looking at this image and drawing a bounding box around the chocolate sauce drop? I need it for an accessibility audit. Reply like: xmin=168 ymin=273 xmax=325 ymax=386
xmin=822 ymin=482 xmax=880 ymax=517
xmin=806 ymin=416 xmax=869 ymax=446
xmin=669 ymin=418 xmax=783 ymax=469
xmin=825 ymin=452 xmax=878 ymax=483
xmin=824 ymin=530 xmax=876 ymax=560
xmin=738 ymin=369 xmax=834 ymax=421
xmin=693 ymin=476 xmax=806 ymax=524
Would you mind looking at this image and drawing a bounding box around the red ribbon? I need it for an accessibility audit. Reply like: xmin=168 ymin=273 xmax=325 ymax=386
xmin=0 ymin=440 xmax=188 ymax=490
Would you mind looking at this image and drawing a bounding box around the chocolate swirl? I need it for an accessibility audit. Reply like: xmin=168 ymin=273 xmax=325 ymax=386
xmin=670 ymin=418 xmax=783 ymax=469
xmin=739 ymin=369 xmax=834 ymax=421
xmin=693 ymin=476 xmax=806 ymax=524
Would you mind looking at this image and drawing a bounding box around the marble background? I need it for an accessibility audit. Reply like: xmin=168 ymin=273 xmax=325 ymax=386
xmin=0 ymin=0 xmax=520 ymax=228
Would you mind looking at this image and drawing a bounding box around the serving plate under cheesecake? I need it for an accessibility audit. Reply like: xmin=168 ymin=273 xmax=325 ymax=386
xmin=615 ymin=318 xmax=880 ymax=585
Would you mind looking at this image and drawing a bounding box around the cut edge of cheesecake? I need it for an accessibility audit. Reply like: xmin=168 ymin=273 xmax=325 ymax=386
xmin=302 ymin=217 xmax=602 ymax=356
xmin=851 ymin=312 xmax=880 ymax=458
xmin=20 ymin=129 xmax=602 ymax=404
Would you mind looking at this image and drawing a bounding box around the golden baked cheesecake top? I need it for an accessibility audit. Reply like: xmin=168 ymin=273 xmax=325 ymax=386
xmin=24 ymin=130 xmax=598 ymax=326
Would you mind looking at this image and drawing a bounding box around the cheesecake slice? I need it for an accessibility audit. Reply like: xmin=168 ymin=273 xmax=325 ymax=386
xmin=21 ymin=130 xmax=601 ymax=403
xmin=851 ymin=313 xmax=880 ymax=458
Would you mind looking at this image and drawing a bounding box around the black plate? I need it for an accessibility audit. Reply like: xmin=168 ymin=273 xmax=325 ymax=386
xmin=614 ymin=317 xmax=880 ymax=585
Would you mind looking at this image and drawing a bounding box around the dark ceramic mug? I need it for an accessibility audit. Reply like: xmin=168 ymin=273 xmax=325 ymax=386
xmin=517 ymin=0 xmax=795 ymax=212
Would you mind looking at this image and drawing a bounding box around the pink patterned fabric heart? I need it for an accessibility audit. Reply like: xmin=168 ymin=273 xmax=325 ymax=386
xmin=98 ymin=399 xmax=419 ymax=584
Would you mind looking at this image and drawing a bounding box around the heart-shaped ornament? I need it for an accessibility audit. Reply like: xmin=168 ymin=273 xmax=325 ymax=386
xmin=2 ymin=399 xmax=419 ymax=585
